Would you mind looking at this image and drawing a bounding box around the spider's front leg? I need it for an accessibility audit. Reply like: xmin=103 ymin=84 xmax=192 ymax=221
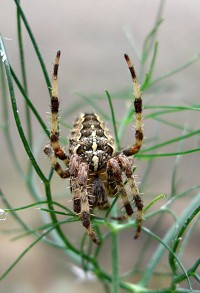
xmin=70 ymin=155 xmax=99 ymax=245
xmin=44 ymin=51 xmax=70 ymax=178
xmin=109 ymin=54 xmax=143 ymax=238
xmin=123 ymin=54 xmax=143 ymax=156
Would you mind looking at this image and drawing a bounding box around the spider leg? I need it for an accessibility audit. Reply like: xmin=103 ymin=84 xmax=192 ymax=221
xmin=44 ymin=51 xmax=70 ymax=178
xmin=107 ymin=158 xmax=134 ymax=217
xmin=117 ymin=154 xmax=143 ymax=239
xmin=50 ymin=51 xmax=69 ymax=162
xmin=44 ymin=146 xmax=70 ymax=178
xmin=69 ymin=154 xmax=81 ymax=213
xmin=123 ymin=54 xmax=143 ymax=156
xmin=75 ymin=161 xmax=99 ymax=245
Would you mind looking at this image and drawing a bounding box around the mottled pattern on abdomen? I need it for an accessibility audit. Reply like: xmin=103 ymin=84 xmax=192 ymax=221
xmin=69 ymin=113 xmax=115 ymax=171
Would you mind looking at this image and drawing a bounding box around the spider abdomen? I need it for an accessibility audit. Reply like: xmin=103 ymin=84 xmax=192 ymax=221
xmin=69 ymin=113 xmax=115 ymax=171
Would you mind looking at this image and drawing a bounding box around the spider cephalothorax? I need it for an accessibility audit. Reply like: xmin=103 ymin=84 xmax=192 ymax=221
xmin=44 ymin=51 xmax=144 ymax=244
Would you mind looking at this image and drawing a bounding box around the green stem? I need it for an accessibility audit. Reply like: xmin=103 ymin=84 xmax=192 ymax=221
xmin=0 ymin=224 xmax=58 ymax=281
xmin=140 ymin=129 xmax=200 ymax=154
xmin=173 ymin=257 xmax=200 ymax=284
xmin=106 ymin=90 xmax=120 ymax=150
xmin=0 ymin=57 xmax=24 ymax=176
xmin=0 ymin=36 xmax=47 ymax=183
xmin=137 ymin=148 xmax=200 ymax=158
xmin=150 ymin=52 xmax=200 ymax=87
xmin=139 ymin=193 xmax=200 ymax=287
xmin=169 ymin=205 xmax=200 ymax=277
xmin=13 ymin=0 xmax=51 ymax=96
xmin=16 ymin=0 xmax=32 ymax=149
xmin=112 ymin=231 xmax=119 ymax=293
xmin=10 ymin=66 xmax=49 ymax=137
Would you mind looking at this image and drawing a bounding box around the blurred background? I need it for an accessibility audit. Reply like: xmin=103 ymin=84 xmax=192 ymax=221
xmin=0 ymin=0 xmax=200 ymax=292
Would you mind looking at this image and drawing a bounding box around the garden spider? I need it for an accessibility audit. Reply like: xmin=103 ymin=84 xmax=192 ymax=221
xmin=44 ymin=51 xmax=144 ymax=244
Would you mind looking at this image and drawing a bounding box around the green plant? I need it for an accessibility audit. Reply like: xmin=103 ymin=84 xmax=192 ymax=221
xmin=0 ymin=1 xmax=200 ymax=292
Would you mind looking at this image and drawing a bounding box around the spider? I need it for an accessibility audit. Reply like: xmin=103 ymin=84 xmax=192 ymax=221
xmin=44 ymin=51 xmax=144 ymax=244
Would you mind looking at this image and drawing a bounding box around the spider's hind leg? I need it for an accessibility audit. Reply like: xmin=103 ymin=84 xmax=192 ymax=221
xmin=70 ymin=155 xmax=99 ymax=245
xmin=107 ymin=158 xmax=134 ymax=218
xmin=117 ymin=154 xmax=143 ymax=239
xmin=78 ymin=163 xmax=99 ymax=244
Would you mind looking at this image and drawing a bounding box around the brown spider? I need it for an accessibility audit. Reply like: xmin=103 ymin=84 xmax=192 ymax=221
xmin=44 ymin=51 xmax=144 ymax=244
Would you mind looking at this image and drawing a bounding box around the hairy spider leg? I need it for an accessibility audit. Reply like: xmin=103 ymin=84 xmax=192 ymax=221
xmin=123 ymin=54 xmax=143 ymax=156
xmin=70 ymin=155 xmax=99 ymax=244
xmin=107 ymin=158 xmax=134 ymax=217
xmin=70 ymin=154 xmax=81 ymax=213
xmin=44 ymin=51 xmax=70 ymax=178
xmin=117 ymin=154 xmax=143 ymax=239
